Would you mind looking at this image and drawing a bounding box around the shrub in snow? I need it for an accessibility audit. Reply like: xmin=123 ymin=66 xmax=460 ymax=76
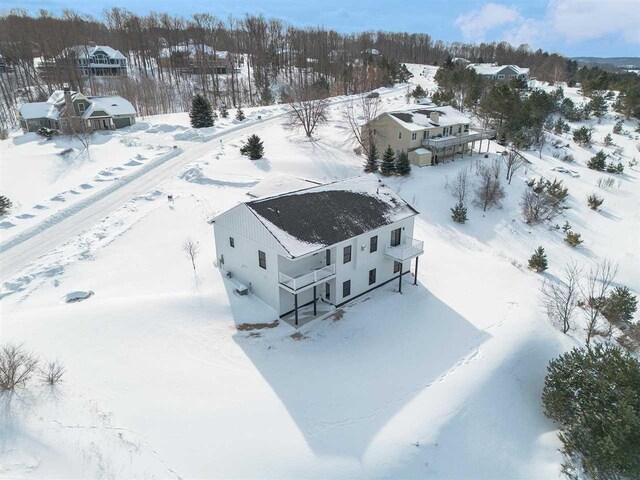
xmin=473 ymin=160 xmax=505 ymax=212
xmin=605 ymin=161 xmax=624 ymax=174
xmin=450 ymin=202 xmax=467 ymax=224
xmin=240 ymin=134 xmax=264 ymax=160
xmin=0 ymin=343 xmax=39 ymax=391
xmin=37 ymin=126 xmax=54 ymax=139
xmin=411 ymin=85 xmax=426 ymax=99
xmin=587 ymin=193 xmax=604 ymax=210
xmin=189 ymin=94 xmax=215 ymax=128
xmin=564 ymin=231 xmax=583 ymax=247
xmin=182 ymin=237 xmax=200 ymax=271
xmin=602 ymin=286 xmax=638 ymax=326
xmin=603 ymin=133 xmax=613 ymax=146
xmin=597 ymin=177 xmax=616 ymax=189
xmin=364 ymin=143 xmax=378 ymax=173
xmin=561 ymin=153 xmax=574 ymax=163
xmin=562 ymin=221 xmax=572 ymax=233
xmin=542 ymin=344 xmax=640 ymax=479
xmin=613 ymin=120 xmax=623 ymax=135
xmin=40 ymin=360 xmax=65 ymax=385
xmin=572 ymin=126 xmax=593 ymax=146
xmin=235 ymin=108 xmax=245 ymax=121
xmin=587 ymin=150 xmax=607 ymax=171
xmin=380 ymin=145 xmax=396 ymax=176
xmin=395 ymin=150 xmax=411 ymax=176
xmin=528 ymin=247 xmax=548 ymax=272
xmin=0 ymin=195 xmax=12 ymax=216
xmin=220 ymin=104 xmax=229 ymax=118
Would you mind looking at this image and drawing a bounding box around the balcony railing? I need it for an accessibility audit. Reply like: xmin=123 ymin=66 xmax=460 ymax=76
xmin=385 ymin=237 xmax=424 ymax=261
xmin=278 ymin=264 xmax=336 ymax=291
xmin=422 ymin=128 xmax=495 ymax=149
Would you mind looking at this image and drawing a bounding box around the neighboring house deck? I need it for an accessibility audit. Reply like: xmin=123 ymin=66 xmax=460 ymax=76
xmin=158 ymin=43 xmax=236 ymax=74
xmin=212 ymin=174 xmax=424 ymax=326
xmin=364 ymin=106 xmax=495 ymax=167
xmin=36 ymin=45 xmax=128 ymax=78
xmin=467 ymin=63 xmax=529 ymax=83
xmin=18 ymin=88 xmax=136 ymax=133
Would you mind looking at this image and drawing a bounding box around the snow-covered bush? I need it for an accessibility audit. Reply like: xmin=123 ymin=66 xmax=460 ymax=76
xmin=40 ymin=360 xmax=65 ymax=385
xmin=0 ymin=195 xmax=12 ymax=216
xmin=587 ymin=193 xmax=604 ymax=210
xmin=0 ymin=343 xmax=39 ymax=390
xmin=564 ymin=231 xmax=583 ymax=247
xmin=528 ymin=247 xmax=548 ymax=272
xmin=450 ymin=202 xmax=467 ymax=224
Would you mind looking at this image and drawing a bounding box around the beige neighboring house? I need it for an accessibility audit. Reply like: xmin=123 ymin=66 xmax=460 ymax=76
xmin=467 ymin=63 xmax=530 ymax=83
xmin=363 ymin=106 xmax=495 ymax=167
xmin=18 ymin=88 xmax=136 ymax=133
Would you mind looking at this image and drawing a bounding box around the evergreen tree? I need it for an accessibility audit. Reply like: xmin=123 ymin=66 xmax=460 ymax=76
xmin=411 ymin=85 xmax=427 ymax=99
xmin=528 ymin=246 xmax=548 ymax=272
xmin=220 ymin=104 xmax=229 ymax=118
xmin=602 ymin=286 xmax=638 ymax=325
xmin=573 ymin=126 xmax=593 ymax=146
xmin=364 ymin=143 xmax=379 ymax=173
xmin=235 ymin=108 xmax=245 ymax=121
xmin=0 ymin=195 xmax=12 ymax=216
xmin=451 ymin=202 xmax=468 ymax=224
xmin=587 ymin=193 xmax=604 ymax=210
xmin=542 ymin=345 xmax=640 ymax=479
xmin=380 ymin=145 xmax=396 ymax=176
xmin=395 ymin=150 xmax=411 ymax=176
xmin=603 ymin=133 xmax=613 ymax=146
xmin=588 ymin=94 xmax=608 ymax=118
xmin=189 ymin=94 xmax=214 ymax=128
xmin=587 ymin=150 xmax=607 ymax=171
xmin=239 ymin=134 xmax=264 ymax=160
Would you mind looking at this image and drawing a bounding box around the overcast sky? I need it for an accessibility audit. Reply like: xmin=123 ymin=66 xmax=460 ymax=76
xmin=6 ymin=0 xmax=640 ymax=57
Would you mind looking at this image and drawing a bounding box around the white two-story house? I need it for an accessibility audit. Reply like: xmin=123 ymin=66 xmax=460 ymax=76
xmin=212 ymin=175 xmax=424 ymax=326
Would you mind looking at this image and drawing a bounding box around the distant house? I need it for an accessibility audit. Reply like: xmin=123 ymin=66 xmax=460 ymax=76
xmin=18 ymin=88 xmax=136 ymax=133
xmin=212 ymin=175 xmax=424 ymax=325
xmin=37 ymin=45 xmax=128 ymax=78
xmin=467 ymin=63 xmax=529 ymax=83
xmin=158 ymin=43 xmax=236 ymax=74
xmin=452 ymin=57 xmax=471 ymax=65
xmin=363 ymin=106 xmax=494 ymax=166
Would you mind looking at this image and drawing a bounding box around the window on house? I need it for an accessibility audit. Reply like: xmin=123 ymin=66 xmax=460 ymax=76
xmin=78 ymin=103 xmax=85 ymax=112
xmin=258 ymin=250 xmax=266 ymax=269
xmin=325 ymin=282 xmax=331 ymax=301
xmin=411 ymin=132 xmax=417 ymax=140
xmin=394 ymin=261 xmax=401 ymax=273
xmin=458 ymin=126 xmax=462 ymax=134
xmin=398 ymin=131 xmax=402 ymax=139
xmin=498 ymin=74 xmax=505 ymax=79
xmin=464 ymin=124 xmax=469 ymax=132
xmin=343 ymin=280 xmax=351 ymax=297
xmin=229 ymin=237 xmax=234 ymax=248
xmin=370 ymin=235 xmax=378 ymax=253
xmin=422 ymin=130 xmax=428 ymax=140
xmin=369 ymin=268 xmax=376 ymax=285
xmin=343 ymin=245 xmax=352 ymax=263
xmin=390 ymin=228 xmax=401 ymax=247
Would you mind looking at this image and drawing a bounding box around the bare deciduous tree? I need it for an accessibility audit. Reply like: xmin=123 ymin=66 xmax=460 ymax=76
xmin=520 ymin=189 xmax=553 ymax=224
xmin=343 ymin=94 xmax=381 ymax=154
xmin=182 ymin=237 xmax=200 ymax=271
xmin=581 ymin=258 xmax=618 ymax=346
xmin=503 ymin=148 xmax=526 ymax=184
xmin=40 ymin=360 xmax=66 ymax=385
xmin=0 ymin=343 xmax=39 ymax=391
xmin=287 ymin=82 xmax=330 ymax=138
xmin=474 ymin=160 xmax=505 ymax=211
xmin=540 ymin=262 xmax=582 ymax=334
xmin=449 ymin=167 xmax=470 ymax=204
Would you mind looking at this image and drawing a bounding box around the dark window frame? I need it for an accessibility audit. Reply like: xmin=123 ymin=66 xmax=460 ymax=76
xmin=390 ymin=228 xmax=402 ymax=247
xmin=258 ymin=250 xmax=267 ymax=269
xmin=229 ymin=237 xmax=235 ymax=248
xmin=343 ymin=280 xmax=351 ymax=297
xmin=370 ymin=235 xmax=378 ymax=253
xmin=369 ymin=268 xmax=376 ymax=285
xmin=394 ymin=261 xmax=401 ymax=273
xmin=343 ymin=245 xmax=352 ymax=264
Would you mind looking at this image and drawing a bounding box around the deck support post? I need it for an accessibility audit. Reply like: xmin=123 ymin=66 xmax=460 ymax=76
xmin=294 ymin=293 xmax=298 ymax=326
xmin=398 ymin=262 xmax=403 ymax=294
xmin=313 ymin=286 xmax=317 ymax=316
xmin=414 ymin=256 xmax=419 ymax=285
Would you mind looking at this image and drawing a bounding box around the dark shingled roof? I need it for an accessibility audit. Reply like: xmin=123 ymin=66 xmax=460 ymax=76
xmin=245 ymin=176 xmax=418 ymax=257
xmin=390 ymin=112 xmax=414 ymax=123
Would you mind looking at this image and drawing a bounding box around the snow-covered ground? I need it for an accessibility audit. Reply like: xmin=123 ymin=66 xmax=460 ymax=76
xmin=0 ymin=69 xmax=638 ymax=478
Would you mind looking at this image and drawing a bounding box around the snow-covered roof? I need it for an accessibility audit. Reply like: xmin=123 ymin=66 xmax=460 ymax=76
xmin=247 ymin=174 xmax=321 ymax=199
xmin=19 ymin=90 xmax=135 ymax=120
xmin=68 ymin=45 xmax=126 ymax=60
xmin=18 ymin=101 xmax=59 ymax=120
xmin=159 ymin=43 xmax=229 ymax=59
xmin=468 ymin=63 xmax=529 ymax=76
xmin=243 ymin=174 xmax=418 ymax=258
xmin=85 ymin=96 xmax=136 ymax=117
xmin=386 ymin=106 xmax=472 ymax=131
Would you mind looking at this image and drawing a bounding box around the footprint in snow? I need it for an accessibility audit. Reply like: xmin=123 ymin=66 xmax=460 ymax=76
xmin=34 ymin=204 xmax=48 ymax=210
xmin=50 ymin=195 xmax=65 ymax=202
xmin=0 ymin=221 xmax=16 ymax=229
xmin=16 ymin=213 xmax=35 ymax=219
xmin=79 ymin=183 xmax=93 ymax=190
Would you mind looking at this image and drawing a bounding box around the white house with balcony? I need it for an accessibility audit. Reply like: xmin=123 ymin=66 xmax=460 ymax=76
xmin=212 ymin=175 xmax=424 ymax=326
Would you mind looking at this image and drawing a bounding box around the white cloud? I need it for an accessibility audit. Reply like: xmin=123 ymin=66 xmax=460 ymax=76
xmin=454 ymin=3 xmax=523 ymax=42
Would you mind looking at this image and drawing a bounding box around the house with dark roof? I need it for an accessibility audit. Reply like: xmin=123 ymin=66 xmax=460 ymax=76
xmin=212 ymin=174 xmax=424 ymax=326
xmin=36 ymin=44 xmax=128 ymax=78
xmin=364 ymin=106 xmax=495 ymax=167
xmin=467 ymin=63 xmax=529 ymax=83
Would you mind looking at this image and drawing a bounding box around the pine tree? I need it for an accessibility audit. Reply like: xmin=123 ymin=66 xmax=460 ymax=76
xmin=602 ymin=286 xmax=638 ymax=325
xmin=189 ymin=94 xmax=214 ymax=128
xmin=603 ymin=133 xmax=613 ymax=146
xmin=395 ymin=150 xmax=411 ymax=176
xmin=587 ymin=150 xmax=607 ymax=171
xmin=240 ymin=134 xmax=264 ymax=160
xmin=220 ymin=104 xmax=229 ymax=118
xmin=587 ymin=193 xmax=604 ymax=210
xmin=528 ymin=246 xmax=548 ymax=272
xmin=380 ymin=145 xmax=396 ymax=176
xmin=364 ymin=143 xmax=379 ymax=173
xmin=235 ymin=108 xmax=245 ymax=121
xmin=451 ymin=202 xmax=468 ymax=224
xmin=411 ymin=85 xmax=427 ymax=99
xmin=0 ymin=195 xmax=12 ymax=216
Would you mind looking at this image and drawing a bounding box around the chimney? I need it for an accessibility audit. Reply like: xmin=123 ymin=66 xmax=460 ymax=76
xmin=429 ymin=111 xmax=440 ymax=124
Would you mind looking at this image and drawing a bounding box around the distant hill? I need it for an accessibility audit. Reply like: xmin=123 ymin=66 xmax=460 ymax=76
xmin=572 ymin=57 xmax=640 ymax=69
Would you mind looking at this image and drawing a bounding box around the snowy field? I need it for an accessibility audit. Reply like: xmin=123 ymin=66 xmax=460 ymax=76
xmin=0 ymin=70 xmax=639 ymax=478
